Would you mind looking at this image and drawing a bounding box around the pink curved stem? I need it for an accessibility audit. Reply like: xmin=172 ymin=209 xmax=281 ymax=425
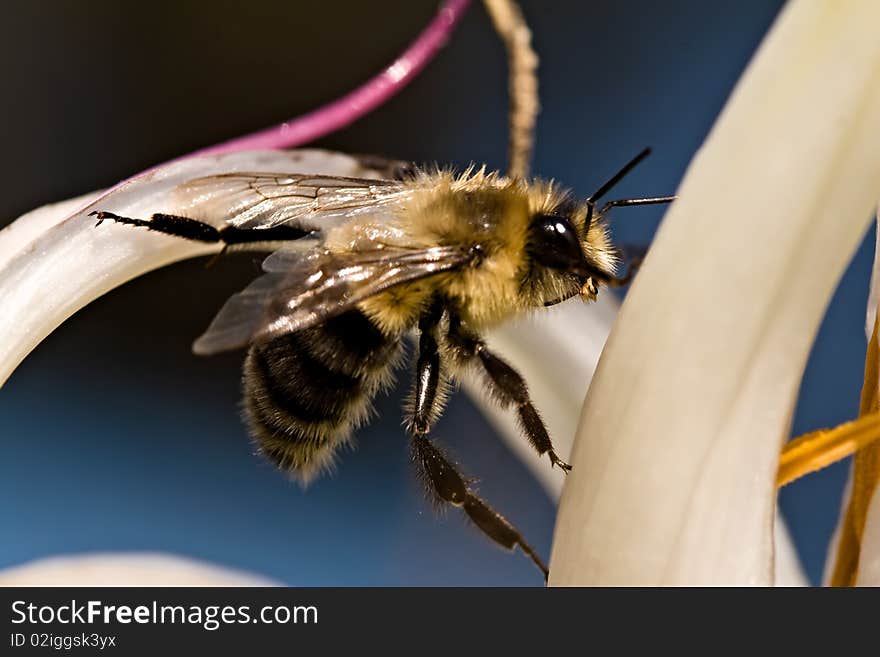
xmin=188 ymin=0 xmax=472 ymax=158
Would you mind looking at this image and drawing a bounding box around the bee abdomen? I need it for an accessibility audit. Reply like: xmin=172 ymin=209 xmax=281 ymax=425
xmin=243 ymin=309 xmax=400 ymax=481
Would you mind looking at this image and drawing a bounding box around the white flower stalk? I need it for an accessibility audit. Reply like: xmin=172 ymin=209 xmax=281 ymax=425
xmin=550 ymin=0 xmax=880 ymax=586
xmin=0 ymin=150 xmax=387 ymax=386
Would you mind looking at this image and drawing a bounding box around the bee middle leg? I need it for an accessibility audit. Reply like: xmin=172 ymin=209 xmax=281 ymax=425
xmin=409 ymin=433 xmax=548 ymax=579
xmin=447 ymin=314 xmax=571 ymax=472
xmin=406 ymin=304 xmax=549 ymax=579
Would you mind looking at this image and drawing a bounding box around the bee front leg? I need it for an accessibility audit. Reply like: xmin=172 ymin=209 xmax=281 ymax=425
xmin=405 ymin=304 xmax=548 ymax=580
xmin=91 ymin=211 xmax=224 ymax=242
xmin=447 ymin=314 xmax=572 ymax=473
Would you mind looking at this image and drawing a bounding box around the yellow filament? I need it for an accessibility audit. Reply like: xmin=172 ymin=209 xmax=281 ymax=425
xmin=777 ymin=313 xmax=880 ymax=585
xmin=776 ymin=316 xmax=880 ymax=586
xmin=830 ymin=314 xmax=880 ymax=586
xmin=776 ymin=411 xmax=880 ymax=488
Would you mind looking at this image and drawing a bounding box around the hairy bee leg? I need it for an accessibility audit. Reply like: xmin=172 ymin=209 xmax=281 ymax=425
xmin=448 ymin=318 xmax=571 ymax=472
xmin=410 ymin=432 xmax=549 ymax=579
xmin=481 ymin=349 xmax=572 ymax=472
xmin=90 ymin=211 xmax=309 ymax=244
xmin=409 ymin=302 xmax=445 ymax=432
xmin=90 ymin=211 xmax=222 ymax=242
xmin=406 ymin=304 xmax=548 ymax=579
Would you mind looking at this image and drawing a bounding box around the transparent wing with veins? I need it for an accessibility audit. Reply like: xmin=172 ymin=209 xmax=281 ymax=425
xmin=193 ymin=245 xmax=473 ymax=355
xmin=173 ymin=172 xmax=417 ymax=235
xmin=167 ymin=170 xmax=463 ymax=355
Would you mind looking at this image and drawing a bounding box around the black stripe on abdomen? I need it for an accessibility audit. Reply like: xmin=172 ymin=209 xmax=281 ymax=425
xmin=242 ymin=309 xmax=399 ymax=477
xmin=249 ymin=338 xmax=362 ymax=425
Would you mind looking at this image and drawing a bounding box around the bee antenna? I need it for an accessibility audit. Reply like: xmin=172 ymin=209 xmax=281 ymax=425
xmin=585 ymin=147 xmax=652 ymax=227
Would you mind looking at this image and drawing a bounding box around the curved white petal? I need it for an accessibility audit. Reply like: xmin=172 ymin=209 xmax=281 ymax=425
xmin=0 ymin=150 xmax=386 ymax=386
xmin=0 ymin=553 xmax=277 ymax=586
xmin=865 ymin=212 xmax=880 ymax=337
xmin=0 ymin=192 xmax=103 ymax=272
xmin=773 ymin=513 xmax=808 ymax=586
xmin=550 ymin=0 xmax=880 ymax=585
xmin=467 ymin=295 xmax=807 ymax=584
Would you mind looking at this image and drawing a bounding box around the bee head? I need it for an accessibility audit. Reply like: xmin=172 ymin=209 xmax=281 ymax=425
xmin=529 ymin=148 xmax=678 ymax=306
xmin=527 ymin=208 xmax=613 ymax=303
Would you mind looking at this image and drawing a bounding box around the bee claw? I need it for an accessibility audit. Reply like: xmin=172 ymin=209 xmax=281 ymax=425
xmin=550 ymin=452 xmax=572 ymax=473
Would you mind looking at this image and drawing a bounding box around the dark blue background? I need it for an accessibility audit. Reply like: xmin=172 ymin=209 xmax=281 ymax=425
xmin=0 ymin=1 xmax=865 ymax=585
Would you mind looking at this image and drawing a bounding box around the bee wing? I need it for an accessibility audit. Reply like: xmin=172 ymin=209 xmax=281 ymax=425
xmin=173 ymin=172 xmax=414 ymax=235
xmin=192 ymin=245 xmax=473 ymax=355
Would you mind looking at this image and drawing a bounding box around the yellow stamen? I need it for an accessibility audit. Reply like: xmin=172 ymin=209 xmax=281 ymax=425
xmin=829 ymin=313 xmax=880 ymax=586
xmin=777 ymin=313 xmax=880 ymax=584
xmin=776 ymin=411 xmax=880 ymax=487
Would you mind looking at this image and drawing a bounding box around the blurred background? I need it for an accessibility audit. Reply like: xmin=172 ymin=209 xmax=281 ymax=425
xmin=0 ymin=0 xmax=869 ymax=585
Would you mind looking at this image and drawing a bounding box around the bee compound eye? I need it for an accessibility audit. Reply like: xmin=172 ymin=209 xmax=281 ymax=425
xmin=529 ymin=214 xmax=589 ymax=275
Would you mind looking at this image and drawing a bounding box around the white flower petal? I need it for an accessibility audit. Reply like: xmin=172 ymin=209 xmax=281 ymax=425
xmin=0 ymin=192 xmax=102 ymax=272
xmin=0 ymin=553 xmax=276 ymax=586
xmin=0 ymin=150 xmax=386 ymax=386
xmin=550 ymin=0 xmax=880 ymax=585
xmin=774 ymin=512 xmax=808 ymax=586
xmin=865 ymin=211 xmax=880 ymax=337
xmin=465 ymin=295 xmax=807 ymax=584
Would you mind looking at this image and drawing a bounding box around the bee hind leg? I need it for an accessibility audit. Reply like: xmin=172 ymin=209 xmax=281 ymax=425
xmin=90 ymin=211 xmax=310 ymax=245
xmin=447 ymin=315 xmax=571 ymax=472
xmin=406 ymin=303 xmax=548 ymax=580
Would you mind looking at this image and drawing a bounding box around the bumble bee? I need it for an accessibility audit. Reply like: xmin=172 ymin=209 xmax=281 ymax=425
xmin=91 ymin=148 xmax=672 ymax=578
